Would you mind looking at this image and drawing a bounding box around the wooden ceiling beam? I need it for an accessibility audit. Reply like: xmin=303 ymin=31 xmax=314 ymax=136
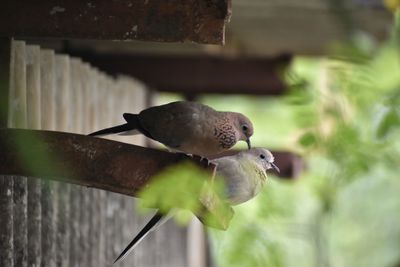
xmin=69 ymin=52 xmax=292 ymax=95
xmin=0 ymin=0 xmax=231 ymax=44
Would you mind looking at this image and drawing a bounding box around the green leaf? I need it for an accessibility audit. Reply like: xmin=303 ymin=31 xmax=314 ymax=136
xmin=376 ymin=108 xmax=400 ymax=139
xmin=299 ymin=131 xmax=318 ymax=147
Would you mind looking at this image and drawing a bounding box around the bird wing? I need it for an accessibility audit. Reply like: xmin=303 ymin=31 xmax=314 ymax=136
xmin=138 ymin=102 xmax=210 ymax=148
xmin=212 ymin=156 xmax=252 ymax=205
xmin=213 ymin=154 xmax=267 ymax=206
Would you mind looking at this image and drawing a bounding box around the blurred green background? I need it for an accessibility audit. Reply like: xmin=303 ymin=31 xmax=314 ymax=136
xmin=153 ymin=8 xmax=400 ymax=267
xmin=206 ymin=11 xmax=400 ymax=267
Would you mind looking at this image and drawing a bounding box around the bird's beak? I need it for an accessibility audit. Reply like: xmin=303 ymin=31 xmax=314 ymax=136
xmin=246 ymin=138 xmax=251 ymax=149
xmin=270 ymin=162 xmax=280 ymax=174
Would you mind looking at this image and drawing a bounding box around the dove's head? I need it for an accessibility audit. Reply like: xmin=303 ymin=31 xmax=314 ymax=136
xmin=242 ymin=147 xmax=280 ymax=173
xmin=231 ymin=113 xmax=254 ymax=149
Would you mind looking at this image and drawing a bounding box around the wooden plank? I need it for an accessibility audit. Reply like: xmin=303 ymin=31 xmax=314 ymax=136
xmin=93 ymin=69 xmax=107 ymax=267
xmin=118 ymin=81 xmax=139 ymax=267
xmin=40 ymin=49 xmax=57 ymax=267
xmin=68 ymin=53 xmax=291 ymax=96
xmin=99 ymin=74 xmax=116 ymax=265
xmin=78 ymin=188 xmax=90 ymax=266
xmin=86 ymin=67 xmax=101 ymax=267
xmin=68 ymin=58 xmax=81 ymax=267
xmin=75 ymin=63 xmax=90 ymax=266
xmin=72 ymin=60 xmax=90 ymax=267
xmin=54 ymin=54 xmax=71 ymax=267
xmin=0 ymin=0 xmax=231 ymax=45
xmin=40 ymin=49 xmax=56 ymax=131
xmin=8 ymin=40 xmax=27 ymax=128
xmin=111 ymin=78 xmax=126 ymax=266
xmin=0 ymin=37 xmax=13 ymax=267
xmin=26 ymin=46 xmax=41 ymax=129
xmin=188 ymin=218 xmax=207 ymax=267
xmin=26 ymin=45 xmax=42 ymax=267
xmin=0 ymin=176 xmax=14 ymax=266
xmin=10 ymin=40 xmax=28 ymax=267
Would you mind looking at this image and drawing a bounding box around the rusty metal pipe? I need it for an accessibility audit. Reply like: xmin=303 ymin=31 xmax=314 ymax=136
xmin=0 ymin=128 xmax=233 ymax=229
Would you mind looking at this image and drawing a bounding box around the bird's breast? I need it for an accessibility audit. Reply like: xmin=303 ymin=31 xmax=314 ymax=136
xmin=214 ymin=124 xmax=237 ymax=149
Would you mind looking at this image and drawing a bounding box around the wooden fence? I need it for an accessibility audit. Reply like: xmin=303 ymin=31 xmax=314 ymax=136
xmin=0 ymin=40 xmax=194 ymax=267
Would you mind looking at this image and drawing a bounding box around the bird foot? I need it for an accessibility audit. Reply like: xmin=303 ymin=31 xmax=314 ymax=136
xmin=191 ymin=154 xmax=211 ymax=168
xmin=176 ymin=153 xmax=211 ymax=168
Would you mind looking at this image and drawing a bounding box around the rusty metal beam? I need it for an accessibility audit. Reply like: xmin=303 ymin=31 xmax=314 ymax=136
xmin=69 ymin=52 xmax=291 ymax=95
xmin=0 ymin=0 xmax=231 ymax=45
xmin=0 ymin=128 xmax=233 ymax=229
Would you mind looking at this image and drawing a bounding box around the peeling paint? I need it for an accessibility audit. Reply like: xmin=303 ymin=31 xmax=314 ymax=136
xmin=72 ymin=143 xmax=96 ymax=159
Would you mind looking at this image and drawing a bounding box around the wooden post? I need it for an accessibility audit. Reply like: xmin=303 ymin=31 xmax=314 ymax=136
xmin=0 ymin=37 xmax=13 ymax=267
xmin=26 ymin=44 xmax=42 ymax=267
xmin=40 ymin=49 xmax=57 ymax=267
xmin=10 ymin=40 xmax=28 ymax=267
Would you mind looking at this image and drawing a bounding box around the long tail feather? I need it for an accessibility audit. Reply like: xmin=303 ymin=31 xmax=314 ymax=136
xmin=113 ymin=212 xmax=164 ymax=264
xmin=88 ymin=124 xmax=132 ymax=137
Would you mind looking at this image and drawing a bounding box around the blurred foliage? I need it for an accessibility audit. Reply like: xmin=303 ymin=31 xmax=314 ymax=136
xmin=384 ymin=0 xmax=400 ymax=12
xmin=208 ymin=9 xmax=400 ymax=267
xmin=153 ymin=9 xmax=400 ymax=267
xmin=138 ymin=161 xmax=231 ymax=227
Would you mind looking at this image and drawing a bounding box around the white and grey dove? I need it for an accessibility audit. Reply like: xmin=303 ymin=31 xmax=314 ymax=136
xmin=113 ymin=148 xmax=279 ymax=264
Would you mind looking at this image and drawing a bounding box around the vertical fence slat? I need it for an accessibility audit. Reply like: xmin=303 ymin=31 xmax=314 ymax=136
xmin=87 ymin=66 xmax=102 ymax=267
xmin=187 ymin=218 xmax=207 ymax=267
xmin=0 ymin=177 xmax=14 ymax=267
xmin=68 ymin=58 xmax=82 ymax=267
xmin=116 ymin=82 xmax=130 ymax=267
xmin=26 ymin=44 xmax=42 ymax=267
xmin=10 ymin=40 xmax=28 ymax=267
xmin=55 ymin=54 xmax=71 ymax=267
xmin=77 ymin=61 xmax=91 ymax=267
xmin=101 ymin=72 xmax=119 ymax=265
xmin=40 ymin=49 xmax=57 ymax=267
xmin=81 ymin=62 xmax=98 ymax=267
xmin=0 ymin=38 xmax=13 ymax=267
xmin=91 ymin=68 xmax=107 ymax=267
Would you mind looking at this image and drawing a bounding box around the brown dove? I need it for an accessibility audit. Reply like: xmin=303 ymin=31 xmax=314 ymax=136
xmin=89 ymin=101 xmax=254 ymax=156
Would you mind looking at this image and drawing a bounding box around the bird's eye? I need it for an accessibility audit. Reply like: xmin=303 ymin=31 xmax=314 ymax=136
xmin=260 ymin=154 xmax=265 ymax=159
xmin=242 ymin=125 xmax=248 ymax=131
